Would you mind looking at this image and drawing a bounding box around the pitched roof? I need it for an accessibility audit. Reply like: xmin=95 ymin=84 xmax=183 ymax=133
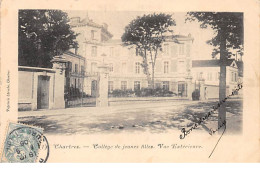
xmin=63 ymin=51 xmax=85 ymax=60
xmin=105 ymin=34 xmax=194 ymax=45
xmin=104 ymin=39 xmax=122 ymax=44
xmin=192 ymin=59 xmax=236 ymax=67
xmin=70 ymin=17 xmax=113 ymax=38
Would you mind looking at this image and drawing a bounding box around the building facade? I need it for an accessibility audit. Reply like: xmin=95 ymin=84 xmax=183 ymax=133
xmin=69 ymin=16 xmax=194 ymax=97
xmin=191 ymin=59 xmax=241 ymax=99
xmin=62 ymin=51 xmax=86 ymax=99
xmin=18 ymin=65 xmax=65 ymax=111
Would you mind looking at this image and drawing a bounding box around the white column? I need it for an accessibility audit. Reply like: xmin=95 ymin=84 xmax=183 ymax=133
xmin=51 ymin=56 xmax=66 ymax=109
xmin=96 ymin=64 xmax=109 ymax=107
xmin=199 ymin=79 xmax=205 ymax=100
xmin=185 ymin=76 xmax=193 ymax=100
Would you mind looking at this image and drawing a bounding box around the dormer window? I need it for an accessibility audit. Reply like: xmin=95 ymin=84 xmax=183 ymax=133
xmin=110 ymin=47 xmax=114 ymax=57
xmin=179 ymin=44 xmax=185 ymax=55
xmin=91 ymin=30 xmax=96 ymax=40
xmin=164 ymin=44 xmax=169 ymax=56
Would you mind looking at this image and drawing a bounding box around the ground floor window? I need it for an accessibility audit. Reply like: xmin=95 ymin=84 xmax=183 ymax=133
xmin=108 ymin=81 xmax=113 ymax=92
xmin=121 ymin=81 xmax=127 ymax=91
xmin=178 ymin=82 xmax=187 ymax=97
xmin=162 ymin=81 xmax=169 ymax=90
xmin=155 ymin=83 xmax=161 ymax=89
xmin=134 ymin=81 xmax=141 ymax=91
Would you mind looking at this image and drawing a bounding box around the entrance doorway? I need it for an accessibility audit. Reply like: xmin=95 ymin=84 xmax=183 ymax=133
xmin=37 ymin=76 xmax=50 ymax=109
xmin=178 ymin=82 xmax=187 ymax=97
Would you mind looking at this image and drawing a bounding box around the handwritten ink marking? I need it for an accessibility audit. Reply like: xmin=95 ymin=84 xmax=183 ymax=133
xmin=209 ymin=120 xmax=226 ymax=135
xmin=179 ymin=83 xmax=242 ymax=139
xmin=208 ymin=120 xmax=226 ymax=158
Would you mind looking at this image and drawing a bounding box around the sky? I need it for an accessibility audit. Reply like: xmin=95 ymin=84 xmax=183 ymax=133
xmin=67 ymin=11 xmax=216 ymax=60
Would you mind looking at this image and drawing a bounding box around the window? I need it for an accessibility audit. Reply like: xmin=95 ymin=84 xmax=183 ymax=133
xmin=162 ymin=81 xmax=169 ymax=90
xmin=81 ymin=65 xmax=85 ymax=75
xmin=178 ymin=61 xmax=185 ymax=73
xmin=164 ymin=61 xmax=169 ymax=74
xmin=134 ymin=81 xmax=141 ymax=91
xmin=196 ymin=72 xmax=199 ymax=80
xmin=109 ymin=63 xmax=113 ymax=72
xmin=179 ymin=44 xmax=185 ymax=55
xmin=110 ymin=47 xmax=114 ymax=57
xmin=215 ymin=72 xmax=218 ymax=81
xmin=128 ymin=48 xmax=135 ymax=56
xmin=68 ymin=62 xmax=72 ymax=72
xmin=91 ymin=46 xmax=97 ymax=57
xmin=91 ymin=30 xmax=95 ymax=40
xmin=115 ymin=48 xmax=120 ymax=57
xmin=164 ymin=44 xmax=169 ymax=56
xmin=108 ymin=81 xmax=113 ymax=92
xmin=121 ymin=81 xmax=127 ymax=91
xmin=136 ymin=48 xmax=140 ymax=56
xmin=75 ymin=64 xmax=78 ymax=73
xmin=135 ymin=62 xmax=141 ymax=74
xmin=199 ymin=72 xmax=203 ymax=80
xmin=155 ymin=83 xmax=161 ymax=89
xmin=91 ymin=62 xmax=97 ymax=73
xmin=207 ymin=72 xmax=212 ymax=81
xmin=122 ymin=62 xmax=126 ymax=74
xmin=171 ymin=45 xmax=177 ymax=57
xmin=231 ymin=72 xmax=237 ymax=82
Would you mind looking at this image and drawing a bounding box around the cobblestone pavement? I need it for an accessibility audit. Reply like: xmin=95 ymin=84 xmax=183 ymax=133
xmin=18 ymin=98 xmax=243 ymax=135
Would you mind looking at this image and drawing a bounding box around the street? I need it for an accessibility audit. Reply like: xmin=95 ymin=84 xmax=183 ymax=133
xmin=18 ymin=98 xmax=243 ymax=135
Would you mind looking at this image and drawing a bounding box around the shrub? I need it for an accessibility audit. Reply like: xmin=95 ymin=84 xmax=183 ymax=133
xmin=109 ymin=88 xmax=177 ymax=97
xmin=110 ymin=89 xmax=135 ymax=97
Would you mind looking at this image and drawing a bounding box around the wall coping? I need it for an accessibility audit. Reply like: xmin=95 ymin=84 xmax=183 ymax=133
xmin=18 ymin=66 xmax=56 ymax=73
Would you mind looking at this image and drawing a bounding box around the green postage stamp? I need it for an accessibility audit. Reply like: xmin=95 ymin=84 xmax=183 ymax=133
xmin=0 ymin=122 xmax=49 ymax=163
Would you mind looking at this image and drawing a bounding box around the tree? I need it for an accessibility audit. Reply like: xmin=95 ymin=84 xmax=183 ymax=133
xmin=121 ymin=13 xmax=176 ymax=89
xmin=186 ymin=12 xmax=243 ymax=128
xmin=19 ymin=10 xmax=78 ymax=68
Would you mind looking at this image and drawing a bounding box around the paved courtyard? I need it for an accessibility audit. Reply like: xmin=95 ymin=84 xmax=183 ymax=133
xmin=18 ymin=98 xmax=243 ymax=135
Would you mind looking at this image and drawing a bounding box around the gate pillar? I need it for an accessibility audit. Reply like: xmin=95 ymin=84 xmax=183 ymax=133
xmin=96 ymin=64 xmax=109 ymax=107
xmin=199 ymin=79 xmax=205 ymax=100
xmin=51 ymin=55 xmax=67 ymax=109
xmin=185 ymin=76 xmax=193 ymax=100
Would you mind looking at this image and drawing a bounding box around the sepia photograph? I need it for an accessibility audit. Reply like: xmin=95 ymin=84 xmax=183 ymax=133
xmin=17 ymin=10 xmax=243 ymax=135
xmin=1 ymin=0 xmax=259 ymax=163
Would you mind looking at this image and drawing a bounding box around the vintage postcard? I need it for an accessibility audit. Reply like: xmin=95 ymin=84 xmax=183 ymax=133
xmin=0 ymin=0 xmax=259 ymax=163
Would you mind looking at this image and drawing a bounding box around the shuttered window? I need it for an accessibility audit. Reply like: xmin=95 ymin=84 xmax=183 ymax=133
xmin=171 ymin=45 xmax=177 ymax=57
xmin=171 ymin=60 xmax=177 ymax=72
xmin=155 ymin=61 xmax=162 ymax=73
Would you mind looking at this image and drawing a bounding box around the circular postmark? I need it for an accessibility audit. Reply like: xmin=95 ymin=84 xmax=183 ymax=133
xmin=3 ymin=127 xmax=49 ymax=163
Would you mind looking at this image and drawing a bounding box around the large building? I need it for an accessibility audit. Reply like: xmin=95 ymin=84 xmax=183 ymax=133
xmin=191 ymin=59 xmax=242 ymax=99
xmin=69 ymin=15 xmax=194 ymax=97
